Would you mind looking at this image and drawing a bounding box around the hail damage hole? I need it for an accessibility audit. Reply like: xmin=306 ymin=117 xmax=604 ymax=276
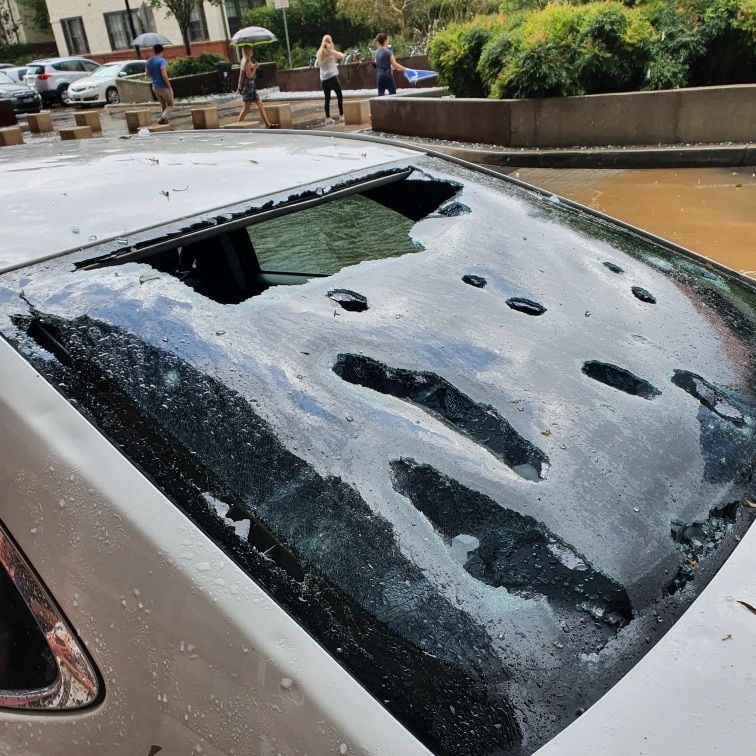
xmin=390 ymin=458 xmax=633 ymax=633
xmin=671 ymin=370 xmax=746 ymax=426
xmin=582 ymin=360 xmax=661 ymax=400
xmin=327 ymin=289 xmax=368 ymax=312
xmin=435 ymin=201 xmax=471 ymax=217
xmin=632 ymin=286 xmax=656 ymax=304
xmin=668 ymin=501 xmax=740 ymax=593
xmin=83 ymin=174 xmax=465 ymax=306
xmin=12 ymin=316 xmax=74 ymax=367
xmin=506 ymin=297 xmax=547 ymax=316
xmin=603 ymin=262 xmax=624 ymax=274
xmin=333 ymin=354 xmax=549 ymax=479
xmin=462 ymin=275 xmax=486 ymax=288
xmin=360 ymin=176 xmax=462 ymax=221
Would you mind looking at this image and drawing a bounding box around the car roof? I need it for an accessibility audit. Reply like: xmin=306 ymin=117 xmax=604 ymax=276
xmin=28 ymin=56 xmax=92 ymax=64
xmin=2 ymin=130 xmax=756 ymax=755
xmin=0 ymin=131 xmax=419 ymax=272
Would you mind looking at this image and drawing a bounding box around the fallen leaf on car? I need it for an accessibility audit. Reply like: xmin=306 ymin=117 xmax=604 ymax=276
xmin=737 ymin=600 xmax=756 ymax=615
xmin=541 ymin=429 xmax=551 ymax=436
xmin=722 ymin=633 xmax=732 ymax=641
xmin=744 ymin=498 xmax=756 ymax=508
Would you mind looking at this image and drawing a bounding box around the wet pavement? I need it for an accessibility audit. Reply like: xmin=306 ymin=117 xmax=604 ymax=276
xmin=511 ymin=167 xmax=756 ymax=278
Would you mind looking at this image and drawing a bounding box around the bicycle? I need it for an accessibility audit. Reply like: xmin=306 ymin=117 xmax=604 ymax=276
xmin=343 ymin=49 xmax=361 ymax=65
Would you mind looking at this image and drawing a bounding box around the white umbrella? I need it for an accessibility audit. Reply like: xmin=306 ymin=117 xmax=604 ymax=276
xmin=230 ymin=26 xmax=277 ymax=46
xmin=131 ymin=32 xmax=173 ymax=47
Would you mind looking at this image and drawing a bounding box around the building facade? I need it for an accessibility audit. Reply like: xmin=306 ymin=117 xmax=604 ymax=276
xmin=44 ymin=1 xmax=262 ymax=62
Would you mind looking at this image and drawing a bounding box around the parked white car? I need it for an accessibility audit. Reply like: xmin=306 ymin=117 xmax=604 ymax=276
xmin=67 ymin=60 xmax=147 ymax=106
xmin=1 ymin=130 xmax=755 ymax=756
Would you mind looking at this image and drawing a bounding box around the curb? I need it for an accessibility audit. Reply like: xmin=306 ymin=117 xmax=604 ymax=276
xmin=400 ymin=142 xmax=756 ymax=169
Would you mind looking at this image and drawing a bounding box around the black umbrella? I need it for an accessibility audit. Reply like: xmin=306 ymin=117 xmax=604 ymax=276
xmin=131 ymin=32 xmax=173 ymax=47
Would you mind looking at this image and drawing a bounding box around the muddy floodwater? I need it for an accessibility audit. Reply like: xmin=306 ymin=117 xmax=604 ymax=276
xmin=512 ymin=166 xmax=755 ymax=278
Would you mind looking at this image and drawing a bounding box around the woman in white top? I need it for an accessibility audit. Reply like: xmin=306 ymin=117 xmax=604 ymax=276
xmin=315 ymin=34 xmax=345 ymax=124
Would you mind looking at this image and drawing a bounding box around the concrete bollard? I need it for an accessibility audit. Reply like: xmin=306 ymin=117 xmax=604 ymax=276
xmin=344 ymin=99 xmax=371 ymax=125
xmin=27 ymin=112 xmax=53 ymax=133
xmin=59 ymin=126 xmax=93 ymax=141
xmin=0 ymin=126 xmax=24 ymax=146
xmin=144 ymin=123 xmax=172 ymax=133
xmin=265 ymin=103 xmax=292 ymax=129
xmin=124 ymin=109 xmax=152 ymax=133
xmin=74 ymin=110 xmax=103 ymax=132
xmin=191 ymin=106 xmax=219 ymax=129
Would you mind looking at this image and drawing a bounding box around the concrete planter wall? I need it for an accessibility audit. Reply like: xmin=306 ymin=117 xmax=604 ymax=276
xmin=371 ymin=83 xmax=756 ymax=148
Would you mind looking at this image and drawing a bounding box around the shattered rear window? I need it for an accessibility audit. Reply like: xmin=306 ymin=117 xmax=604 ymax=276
xmin=2 ymin=155 xmax=756 ymax=755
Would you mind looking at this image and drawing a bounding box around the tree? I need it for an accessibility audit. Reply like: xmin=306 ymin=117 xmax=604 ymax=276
xmin=0 ymin=1 xmax=20 ymax=46
xmin=149 ymin=0 xmax=222 ymax=56
xmin=16 ymin=0 xmax=51 ymax=32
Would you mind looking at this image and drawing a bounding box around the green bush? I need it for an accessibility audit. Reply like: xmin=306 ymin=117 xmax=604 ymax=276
xmin=428 ymin=15 xmax=506 ymax=96
xmin=486 ymin=2 xmax=652 ymax=99
xmin=690 ymin=0 xmax=756 ymax=84
xmin=0 ymin=42 xmax=42 ymax=65
xmin=433 ymin=0 xmax=756 ymax=98
xmin=167 ymin=53 xmax=228 ymax=78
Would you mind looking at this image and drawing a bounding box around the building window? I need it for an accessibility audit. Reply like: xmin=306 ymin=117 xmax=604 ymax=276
xmin=188 ymin=4 xmax=209 ymax=41
xmin=61 ymin=17 xmax=90 ymax=55
xmin=104 ymin=11 xmax=143 ymax=51
xmin=224 ymin=0 xmax=263 ymax=36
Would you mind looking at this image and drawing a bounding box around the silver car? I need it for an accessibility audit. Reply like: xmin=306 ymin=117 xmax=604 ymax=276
xmin=1 ymin=130 xmax=755 ymax=755
xmin=23 ymin=56 xmax=100 ymax=106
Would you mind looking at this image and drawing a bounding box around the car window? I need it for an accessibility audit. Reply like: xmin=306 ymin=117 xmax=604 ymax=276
xmin=0 ymin=73 xmax=12 ymax=85
xmin=56 ymin=61 xmax=81 ymax=72
xmin=24 ymin=64 xmax=44 ymax=76
xmin=92 ymin=65 xmax=119 ymax=78
xmin=83 ymin=60 xmax=99 ymax=72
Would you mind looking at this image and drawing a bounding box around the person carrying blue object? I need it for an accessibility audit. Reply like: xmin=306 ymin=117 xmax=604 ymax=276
xmin=145 ymin=44 xmax=173 ymax=125
xmin=373 ymin=34 xmax=407 ymax=96
xmin=316 ymin=34 xmax=345 ymax=125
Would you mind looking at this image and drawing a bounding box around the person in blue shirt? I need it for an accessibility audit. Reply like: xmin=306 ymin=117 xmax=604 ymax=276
xmin=145 ymin=44 xmax=173 ymax=125
xmin=373 ymin=34 xmax=407 ymax=96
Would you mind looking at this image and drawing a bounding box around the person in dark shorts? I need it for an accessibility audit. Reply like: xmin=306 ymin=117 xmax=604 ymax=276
xmin=237 ymin=45 xmax=274 ymax=127
xmin=316 ymin=34 xmax=345 ymax=125
xmin=373 ymin=34 xmax=407 ymax=96
xmin=145 ymin=44 xmax=173 ymax=125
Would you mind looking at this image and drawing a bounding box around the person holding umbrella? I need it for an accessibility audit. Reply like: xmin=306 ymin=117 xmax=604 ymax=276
xmin=145 ymin=44 xmax=173 ymax=125
xmin=236 ymin=45 xmax=274 ymax=127
xmin=315 ymin=34 xmax=345 ymax=125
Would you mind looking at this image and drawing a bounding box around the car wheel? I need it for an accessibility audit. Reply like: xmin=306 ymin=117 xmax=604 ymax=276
xmin=57 ymin=85 xmax=70 ymax=106
xmin=105 ymin=86 xmax=120 ymax=105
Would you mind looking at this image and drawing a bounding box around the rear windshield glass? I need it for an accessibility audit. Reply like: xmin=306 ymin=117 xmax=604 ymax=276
xmin=24 ymin=65 xmax=45 ymax=75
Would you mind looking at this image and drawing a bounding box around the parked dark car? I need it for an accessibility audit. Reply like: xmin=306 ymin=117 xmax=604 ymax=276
xmin=0 ymin=70 xmax=41 ymax=113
